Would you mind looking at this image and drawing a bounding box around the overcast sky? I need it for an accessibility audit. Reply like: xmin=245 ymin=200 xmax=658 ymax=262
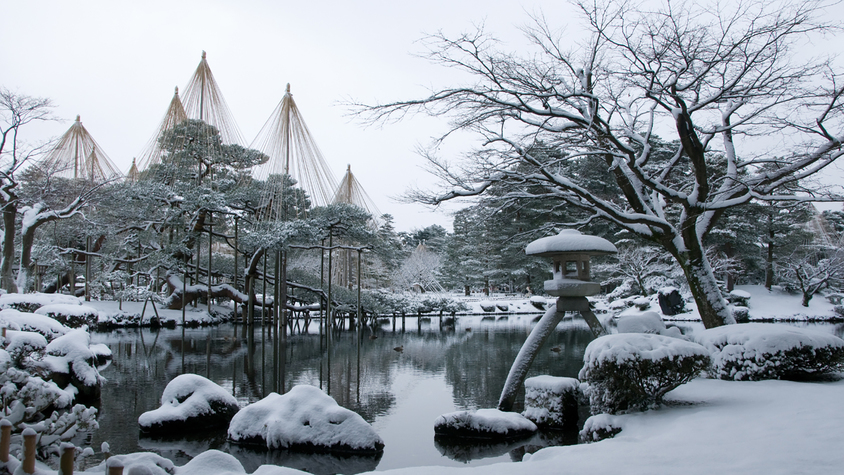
xmin=1 ymin=0 xmax=582 ymax=232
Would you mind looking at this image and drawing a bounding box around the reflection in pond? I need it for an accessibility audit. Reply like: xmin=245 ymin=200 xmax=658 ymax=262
xmin=89 ymin=315 xmax=598 ymax=472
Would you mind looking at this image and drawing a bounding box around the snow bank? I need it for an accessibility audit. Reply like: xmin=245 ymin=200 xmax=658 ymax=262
xmin=695 ymin=323 xmax=844 ymax=380
xmin=228 ymin=385 xmax=384 ymax=453
xmin=139 ymin=374 xmax=239 ymax=434
xmin=434 ymin=409 xmax=537 ymax=439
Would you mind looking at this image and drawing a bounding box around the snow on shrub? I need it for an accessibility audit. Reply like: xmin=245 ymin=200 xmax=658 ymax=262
xmin=579 ymin=333 xmax=710 ymax=414
xmin=228 ymin=385 xmax=384 ymax=453
xmin=522 ymin=376 xmax=580 ymax=429
xmin=35 ymin=303 xmax=98 ymax=328
xmin=0 ymin=309 xmax=70 ymax=339
xmin=434 ymin=408 xmax=537 ymax=439
xmin=0 ymin=292 xmax=81 ymax=313
xmin=43 ymin=329 xmax=106 ymax=388
xmin=580 ymin=413 xmax=624 ymax=442
xmin=695 ymin=323 xmax=844 ymax=381
xmin=3 ymin=330 xmax=47 ymax=368
xmin=139 ymin=374 xmax=239 ymax=434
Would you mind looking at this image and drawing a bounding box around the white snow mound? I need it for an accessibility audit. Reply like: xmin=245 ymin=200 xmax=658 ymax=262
xmin=228 ymin=385 xmax=384 ymax=452
xmin=434 ymin=408 xmax=537 ymax=437
xmin=139 ymin=374 xmax=239 ymax=430
xmin=582 ymin=333 xmax=710 ymax=368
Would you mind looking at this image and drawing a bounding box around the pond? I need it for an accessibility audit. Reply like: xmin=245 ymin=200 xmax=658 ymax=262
xmin=90 ymin=314 xmax=594 ymax=474
xmin=88 ymin=317 xmax=844 ymax=474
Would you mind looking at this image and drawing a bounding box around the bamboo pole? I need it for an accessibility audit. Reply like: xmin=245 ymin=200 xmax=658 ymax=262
xmin=85 ymin=236 xmax=91 ymax=301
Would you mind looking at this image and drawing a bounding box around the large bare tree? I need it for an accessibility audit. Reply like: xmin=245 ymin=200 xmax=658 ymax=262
xmin=0 ymin=88 xmax=54 ymax=292
xmin=359 ymin=0 xmax=844 ymax=328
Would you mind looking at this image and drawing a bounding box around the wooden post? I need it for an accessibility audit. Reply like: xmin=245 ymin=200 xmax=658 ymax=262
xmin=85 ymin=236 xmax=91 ymax=301
xmin=22 ymin=428 xmax=36 ymax=474
xmin=107 ymin=457 xmax=124 ymax=475
xmin=0 ymin=419 xmax=11 ymax=463
xmin=208 ymin=211 xmax=212 ymax=315
xmin=234 ymin=216 xmax=239 ymax=291
xmin=60 ymin=443 xmax=75 ymax=475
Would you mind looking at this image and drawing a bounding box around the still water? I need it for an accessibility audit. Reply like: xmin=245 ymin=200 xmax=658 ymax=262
xmin=90 ymin=314 xmax=595 ymax=474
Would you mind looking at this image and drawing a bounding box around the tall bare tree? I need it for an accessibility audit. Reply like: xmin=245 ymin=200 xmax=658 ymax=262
xmin=0 ymin=88 xmax=54 ymax=292
xmin=358 ymin=0 xmax=844 ymax=328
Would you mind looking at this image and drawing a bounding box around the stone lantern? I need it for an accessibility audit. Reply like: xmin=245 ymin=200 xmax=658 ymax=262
xmin=499 ymin=229 xmax=618 ymax=413
xmin=525 ymin=229 xmax=617 ymax=298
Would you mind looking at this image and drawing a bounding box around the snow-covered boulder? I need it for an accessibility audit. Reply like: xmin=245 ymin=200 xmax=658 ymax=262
xmin=35 ymin=303 xmax=98 ymax=328
xmin=530 ymin=296 xmax=547 ymax=310
xmin=695 ymin=323 xmax=844 ymax=381
xmin=657 ymin=287 xmax=685 ymax=315
xmin=579 ymin=333 xmax=710 ymax=414
xmin=479 ymin=301 xmax=496 ymax=313
xmin=228 ymin=385 xmax=384 ymax=453
xmin=522 ymin=376 xmax=580 ymax=429
xmin=434 ymin=408 xmax=537 ymax=440
xmin=140 ymin=374 xmax=239 ymax=434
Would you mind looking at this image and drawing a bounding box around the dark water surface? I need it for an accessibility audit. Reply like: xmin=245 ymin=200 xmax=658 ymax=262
xmin=90 ymin=314 xmax=596 ymax=474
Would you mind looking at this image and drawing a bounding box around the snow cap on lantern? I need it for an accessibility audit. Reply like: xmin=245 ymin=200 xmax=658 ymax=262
xmin=525 ymin=229 xmax=617 ymax=297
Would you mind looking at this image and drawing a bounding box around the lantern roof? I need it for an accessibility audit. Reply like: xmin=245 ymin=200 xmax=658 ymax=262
xmin=525 ymin=229 xmax=617 ymax=257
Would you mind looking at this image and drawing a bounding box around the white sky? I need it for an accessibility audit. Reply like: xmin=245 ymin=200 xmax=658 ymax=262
xmin=1 ymin=0 xmax=580 ymax=233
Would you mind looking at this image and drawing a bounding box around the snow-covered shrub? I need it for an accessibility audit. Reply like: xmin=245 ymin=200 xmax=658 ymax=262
xmin=0 ymin=293 xmax=81 ymax=313
xmin=605 ymin=279 xmax=636 ymax=302
xmin=228 ymin=385 xmax=384 ymax=453
xmin=434 ymin=408 xmax=537 ymax=439
xmin=479 ymin=301 xmax=496 ymax=312
xmin=579 ymin=334 xmax=710 ymax=414
xmin=695 ymin=323 xmax=844 ymax=381
xmin=139 ymin=374 xmax=239 ymax=434
xmin=732 ymin=306 xmax=750 ymax=323
xmin=522 ymin=376 xmax=580 ymax=429
xmin=0 ymin=309 xmax=70 ymax=340
xmin=35 ymin=303 xmax=98 ymax=328
xmin=580 ymin=413 xmax=624 ymax=442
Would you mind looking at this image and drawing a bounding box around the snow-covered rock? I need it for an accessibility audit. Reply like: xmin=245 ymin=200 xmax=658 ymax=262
xmin=228 ymin=385 xmax=384 ymax=453
xmin=579 ymin=333 xmax=710 ymax=414
xmin=139 ymin=374 xmax=239 ymax=434
xmin=695 ymin=323 xmax=844 ymax=381
xmin=522 ymin=376 xmax=580 ymax=429
xmin=434 ymin=408 xmax=537 ymax=439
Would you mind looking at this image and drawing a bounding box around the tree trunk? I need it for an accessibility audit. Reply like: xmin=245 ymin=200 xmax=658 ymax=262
xmin=680 ymin=256 xmax=735 ymax=329
xmin=0 ymin=203 xmax=17 ymax=293
xmin=801 ymin=292 xmax=812 ymax=307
